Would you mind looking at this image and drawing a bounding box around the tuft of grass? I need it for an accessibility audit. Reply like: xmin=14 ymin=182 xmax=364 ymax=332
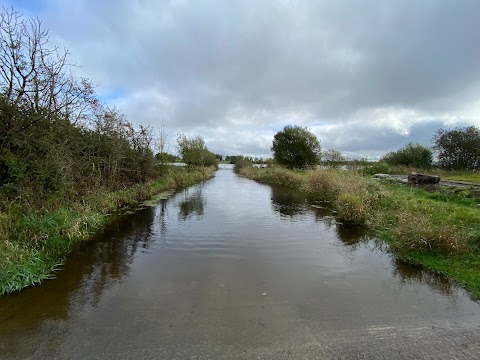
xmin=336 ymin=193 xmax=370 ymax=224
xmin=301 ymin=170 xmax=339 ymax=201
xmin=388 ymin=211 xmax=468 ymax=253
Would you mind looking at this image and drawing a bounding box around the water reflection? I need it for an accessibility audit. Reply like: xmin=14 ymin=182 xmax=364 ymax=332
xmin=0 ymin=207 xmax=156 ymax=338
xmin=268 ymin=180 xmax=458 ymax=299
xmin=335 ymin=224 xmax=365 ymax=245
xmin=270 ymin=184 xmax=369 ymax=250
xmin=270 ymin=184 xmax=308 ymax=218
xmin=392 ymin=258 xmax=455 ymax=297
xmin=177 ymin=185 xmax=206 ymax=221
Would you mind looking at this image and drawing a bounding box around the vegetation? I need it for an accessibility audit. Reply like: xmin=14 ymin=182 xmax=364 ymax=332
xmin=381 ymin=142 xmax=433 ymax=168
xmin=0 ymin=9 xmax=217 ymax=295
xmin=360 ymin=162 xmax=391 ymax=176
xmin=176 ymin=134 xmax=218 ymax=167
xmin=232 ymin=156 xmax=253 ymax=172
xmin=271 ymin=125 xmax=321 ymax=169
xmin=225 ymin=155 xmax=271 ymax=165
xmin=239 ymin=165 xmax=480 ymax=298
xmin=432 ymin=126 xmax=480 ymax=170
xmin=322 ymin=149 xmax=346 ymax=169
xmin=0 ymin=166 xmax=216 ymax=295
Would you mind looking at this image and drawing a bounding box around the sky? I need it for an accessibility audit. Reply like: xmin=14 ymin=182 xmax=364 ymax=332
xmin=4 ymin=0 xmax=480 ymax=159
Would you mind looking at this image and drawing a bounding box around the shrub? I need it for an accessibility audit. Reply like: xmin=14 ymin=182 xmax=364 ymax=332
xmin=233 ymin=157 xmax=253 ymax=172
xmin=361 ymin=162 xmax=390 ymax=176
xmin=381 ymin=142 xmax=433 ymax=168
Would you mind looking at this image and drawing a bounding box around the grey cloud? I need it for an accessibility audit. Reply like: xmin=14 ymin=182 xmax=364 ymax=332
xmin=12 ymin=0 xmax=480 ymax=157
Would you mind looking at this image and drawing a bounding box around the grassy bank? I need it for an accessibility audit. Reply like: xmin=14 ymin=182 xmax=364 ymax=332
xmin=0 ymin=166 xmax=216 ymax=295
xmin=240 ymin=166 xmax=480 ymax=299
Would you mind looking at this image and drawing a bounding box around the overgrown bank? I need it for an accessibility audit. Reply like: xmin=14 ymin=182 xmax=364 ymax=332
xmin=239 ymin=166 xmax=480 ymax=299
xmin=0 ymin=166 xmax=216 ymax=295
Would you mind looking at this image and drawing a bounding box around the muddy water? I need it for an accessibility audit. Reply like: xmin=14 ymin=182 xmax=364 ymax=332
xmin=1 ymin=165 xmax=480 ymax=359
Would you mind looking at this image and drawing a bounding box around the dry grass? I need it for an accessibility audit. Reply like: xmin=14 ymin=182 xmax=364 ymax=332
xmin=390 ymin=211 xmax=468 ymax=253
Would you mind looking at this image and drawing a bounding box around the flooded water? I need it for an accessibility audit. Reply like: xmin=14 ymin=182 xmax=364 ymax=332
xmin=1 ymin=165 xmax=479 ymax=359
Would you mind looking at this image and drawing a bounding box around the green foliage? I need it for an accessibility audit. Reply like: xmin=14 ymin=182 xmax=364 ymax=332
xmin=233 ymin=156 xmax=253 ymax=172
xmin=381 ymin=142 xmax=433 ymax=168
xmin=361 ymin=162 xmax=390 ymax=176
xmin=432 ymin=126 xmax=480 ymax=170
xmin=155 ymin=152 xmax=179 ymax=163
xmin=0 ymin=166 xmax=216 ymax=295
xmin=271 ymin=125 xmax=321 ymax=169
xmin=176 ymin=134 xmax=218 ymax=167
xmin=0 ymin=150 xmax=26 ymax=185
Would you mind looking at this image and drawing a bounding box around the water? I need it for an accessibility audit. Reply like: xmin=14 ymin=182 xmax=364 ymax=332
xmin=1 ymin=165 xmax=479 ymax=359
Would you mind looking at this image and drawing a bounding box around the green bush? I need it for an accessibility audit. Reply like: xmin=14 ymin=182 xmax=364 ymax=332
xmin=381 ymin=142 xmax=433 ymax=168
xmin=361 ymin=162 xmax=390 ymax=176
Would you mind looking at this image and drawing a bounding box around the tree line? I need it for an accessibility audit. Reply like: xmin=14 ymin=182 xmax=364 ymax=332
xmin=270 ymin=125 xmax=480 ymax=171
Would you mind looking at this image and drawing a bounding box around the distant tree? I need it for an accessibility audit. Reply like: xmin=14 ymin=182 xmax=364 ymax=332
xmin=345 ymin=156 xmax=369 ymax=171
xmin=381 ymin=142 xmax=433 ymax=168
xmin=432 ymin=126 xmax=480 ymax=170
xmin=228 ymin=155 xmax=242 ymax=164
xmin=155 ymin=152 xmax=179 ymax=163
xmin=232 ymin=155 xmax=253 ymax=172
xmin=271 ymin=125 xmax=321 ymax=169
xmin=322 ymin=149 xmax=346 ymax=169
xmin=154 ymin=121 xmax=170 ymax=170
xmin=214 ymin=154 xmax=223 ymax=161
xmin=176 ymin=134 xmax=217 ymax=167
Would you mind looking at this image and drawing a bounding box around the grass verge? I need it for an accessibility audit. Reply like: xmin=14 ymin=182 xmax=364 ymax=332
xmin=0 ymin=166 xmax=216 ymax=295
xmin=240 ymin=166 xmax=480 ymax=299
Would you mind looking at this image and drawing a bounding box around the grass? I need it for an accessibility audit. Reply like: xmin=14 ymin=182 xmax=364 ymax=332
xmin=240 ymin=166 xmax=480 ymax=299
xmin=387 ymin=165 xmax=480 ymax=184
xmin=441 ymin=173 xmax=480 ymax=183
xmin=0 ymin=166 xmax=216 ymax=295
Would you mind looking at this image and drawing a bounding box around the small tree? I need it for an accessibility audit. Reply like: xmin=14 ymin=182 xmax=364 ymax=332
xmin=271 ymin=125 xmax=321 ymax=169
xmin=322 ymin=149 xmax=346 ymax=169
xmin=176 ymin=134 xmax=217 ymax=167
xmin=432 ymin=126 xmax=480 ymax=171
xmin=155 ymin=121 xmax=170 ymax=171
xmin=381 ymin=142 xmax=433 ymax=169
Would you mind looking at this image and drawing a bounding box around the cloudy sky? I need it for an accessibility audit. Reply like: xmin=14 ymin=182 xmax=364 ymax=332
xmin=5 ymin=0 xmax=480 ymax=159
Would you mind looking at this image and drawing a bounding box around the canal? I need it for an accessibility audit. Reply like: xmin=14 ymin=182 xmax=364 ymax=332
xmin=1 ymin=165 xmax=479 ymax=359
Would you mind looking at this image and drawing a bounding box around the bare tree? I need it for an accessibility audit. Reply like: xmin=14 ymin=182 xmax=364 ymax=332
xmin=155 ymin=120 xmax=169 ymax=166
xmin=0 ymin=7 xmax=96 ymax=130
